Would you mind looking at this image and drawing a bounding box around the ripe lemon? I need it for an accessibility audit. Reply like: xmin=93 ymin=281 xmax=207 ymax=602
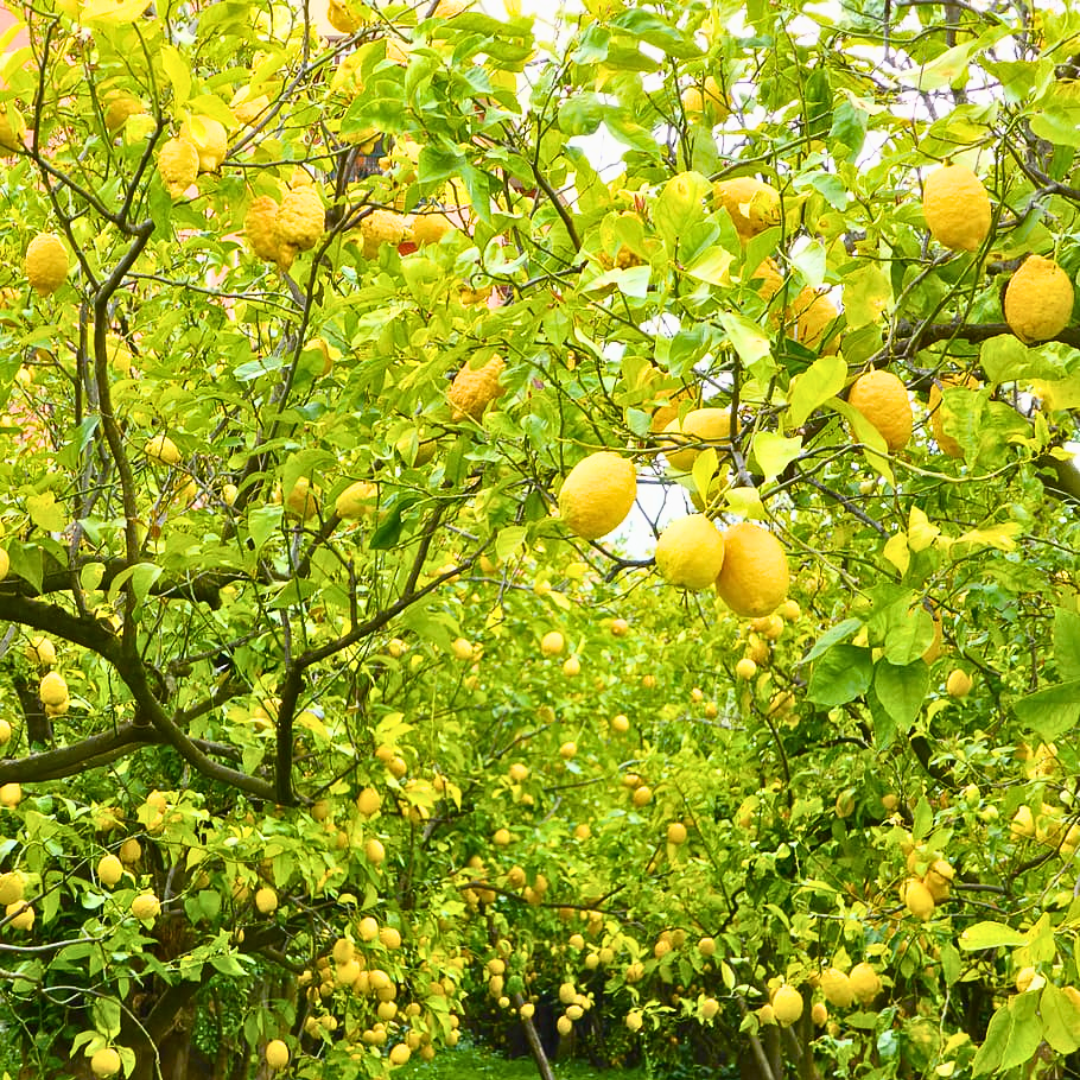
xmin=820 ymin=967 xmax=853 ymax=1008
xmin=667 ymin=822 xmax=688 ymax=844
xmin=946 ymin=669 xmax=972 ymax=698
xmin=925 ymin=858 xmax=955 ymax=902
xmin=1004 ymin=254 xmax=1074 ymax=344
xmin=902 ymin=877 xmax=935 ymax=920
xmin=24 ymin=234 xmax=69 ymax=296
xmin=157 ymin=137 xmax=199 ymax=197
xmin=540 ymin=631 xmax=565 ymax=657
xmin=131 ymin=893 xmax=161 ymax=920
xmin=847 ymin=369 xmax=912 ymax=451
xmin=848 ymin=962 xmax=880 ymax=1004
xmin=654 ymin=514 xmax=726 ymax=591
xmin=90 ymin=1048 xmax=122 ymax=1078
xmin=921 ymin=164 xmax=992 ymax=252
xmin=929 ymin=374 xmax=978 ymax=458
xmin=266 ymin=1039 xmax=290 ymax=1070
xmin=278 ymin=186 xmax=324 ymax=253
xmin=557 ymin=451 xmax=637 ymax=540
xmin=448 ymin=355 xmax=505 ymax=422
xmin=735 ymin=657 xmax=757 ymax=680
xmin=715 ymin=523 xmax=789 ymax=618
xmin=179 ymin=116 xmax=227 ymax=173
xmin=255 ymin=887 xmax=278 ymax=914
xmin=713 ymin=177 xmax=781 ymax=240
xmin=662 ymin=408 xmax=732 ymax=472
xmin=39 ymin=671 xmax=68 ymax=707
xmin=789 ymin=287 xmax=840 ymax=354
xmin=772 ymin=984 xmax=803 ymax=1026
xmin=335 ymin=480 xmax=377 ymax=519
xmin=97 ymin=854 xmax=124 ymax=888
xmin=681 ymin=76 xmax=728 ymax=124
xmin=0 ymin=872 xmax=23 ymax=906
xmin=811 ymin=1002 xmax=828 ymax=1026
xmin=411 ymin=212 xmax=456 ymax=246
xmin=145 ymin=434 xmax=182 ymax=466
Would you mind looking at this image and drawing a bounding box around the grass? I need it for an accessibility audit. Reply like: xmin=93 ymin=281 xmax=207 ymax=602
xmin=400 ymin=1039 xmax=650 ymax=1080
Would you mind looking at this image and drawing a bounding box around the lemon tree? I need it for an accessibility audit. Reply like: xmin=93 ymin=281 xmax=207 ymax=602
xmin=0 ymin=0 xmax=1078 ymax=1078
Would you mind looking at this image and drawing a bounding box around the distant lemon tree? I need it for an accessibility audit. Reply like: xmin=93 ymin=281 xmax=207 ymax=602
xmin=0 ymin=0 xmax=1078 ymax=1078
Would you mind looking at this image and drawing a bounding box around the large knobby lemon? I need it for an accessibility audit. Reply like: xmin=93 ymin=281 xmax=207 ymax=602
xmin=1004 ymin=254 xmax=1074 ymax=344
xmin=715 ymin=522 xmax=789 ymax=617
xmin=847 ymin=369 xmax=912 ymax=451
xmin=662 ymin=407 xmax=731 ymax=472
xmin=654 ymin=514 xmax=725 ymax=591
xmin=820 ymin=967 xmax=854 ymax=1008
xmin=921 ymin=164 xmax=992 ymax=252
xmin=557 ymin=451 xmax=637 ymax=540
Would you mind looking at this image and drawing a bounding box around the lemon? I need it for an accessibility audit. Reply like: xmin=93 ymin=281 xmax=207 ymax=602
xmin=654 ymin=514 xmax=726 ymax=591
xmin=921 ymin=164 xmax=992 ymax=252
xmin=412 ymin=212 xmax=456 ymax=245
xmin=847 ymin=369 xmax=912 ymax=451
xmin=540 ymin=631 xmax=565 ymax=656
xmin=179 ymin=116 xmax=227 ymax=173
xmin=1004 ymin=254 xmax=1074 ymax=344
xmin=39 ymin=671 xmax=68 ymax=707
xmin=662 ymin=408 xmax=732 ymax=472
xmin=946 ymin=669 xmax=972 ymax=698
xmin=557 ymin=451 xmax=637 ymax=540
xmin=681 ymin=76 xmax=728 ymax=124
xmin=735 ymin=657 xmax=757 ymax=680
xmin=90 ymin=1048 xmax=122 ymax=1077
xmin=97 ymin=854 xmax=124 ymax=887
xmin=772 ymin=984 xmax=803 ymax=1027
xmin=255 ymin=886 xmax=278 ymax=914
xmin=715 ymin=523 xmax=789 ymax=618
xmin=902 ymin=877 xmax=935 ymax=920
xmin=714 ymin=177 xmax=781 ymax=240
xmin=245 ymin=195 xmax=283 ymax=263
xmin=266 ymin=1039 xmax=290 ymax=1070
xmin=24 ymin=234 xmax=69 ymax=297
xmin=789 ymin=287 xmax=840 ymax=354
xmin=0 ymin=872 xmax=23 ymax=906
xmin=448 ymin=355 xmax=506 ymax=422
xmin=848 ymin=962 xmax=880 ymax=1004
xmin=335 ymin=480 xmax=377 ymax=519
xmin=820 ymin=967 xmax=853 ymax=1008
xmin=131 ymin=893 xmax=161 ymax=920
xmin=119 ymin=838 xmax=142 ymax=864
xmin=925 ymin=858 xmax=955 ymax=902
xmin=157 ymin=137 xmax=200 ymax=197
xmin=145 ymin=434 xmax=182 ymax=466
xmin=278 ymin=186 xmax=324 ymax=252
xmin=811 ymin=1002 xmax=828 ymax=1026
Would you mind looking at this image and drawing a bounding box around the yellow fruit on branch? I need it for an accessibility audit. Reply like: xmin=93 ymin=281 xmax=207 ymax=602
xmin=921 ymin=163 xmax=992 ymax=252
xmin=662 ymin=407 xmax=732 ymax=472
xmin=97 ymin=854 xmax=124 ymax=887
xmin=39 ymin=671 xmax=68 ymax=707
xmin=335 ymin=481 xmax=377 ymax=519
xmin=925 ymin=858 xmax=955 ymax=902
xmin=104 ymin=93 xmax=145 ymax=133
xmin=277 ymin=186 xmax=324 ymax=252
xmin=411 ymin=211 xmax=457 ymax=246
xmin=847 ymin=369 xmax=912 ymax=451
xmin=820 ymin=967 xmax=854 ymax=1008
xmin=326 ymin=0 xmax=362 ymax=33
xmin=0 ymin=104 xmax=23 ymax=153
xmin=255 ymin=886 xmax=278 ymax=914
xmin=946 ymin=669 xmax=972 ymax=698
xmin=131 ymin=892 xmax=161 ymax=920
xmin=713 ymin=177 xmax=781 ymax=240
xmin=681 ymin=76 xmax=728 ymax=124
xmin=449 ymin=355 xmax=506 ymax=422
xmin=1004 ymin=254 xmax=1074 ymax=344
xmin=244 ymin=195 xmax=283 ymax=263
xmin=902 ymin=877 xmax=935 ymax=920
xmin=358 ymin=209 xmax=413 ymax=258
xmin=24 ymin=234 xmax=69 ymax=297
xmin=180 ymin=116 xmax=227 ymax=173
xmin=848 ymin=962 xmax=881 ymax=1004
xmin=265 ymin=1039 xmax=290 ymax=1070
xmin=284 ymin=477 xmax=319 ymax=520
xmin=715 ymin=522 xmax=789 ymax=618
xmin=772 ymin=984 xmax=803 ymax=1027
xmin=90 ymin=1047 xmax=122 ymax=1077
xmin=654 ymin=514 xmax=726 ymax=591
xmin=0 ymin=872 xmax=23 ymax=906
xmin=557 ymin=451 xmax=638 ymax=540
xmin=788 ymin=287 xmax=840 ymax=354
xmin=157 ymin=137 xmax=200 ymax=198
xmin=540 ymin=631 xmax=565 ymax=656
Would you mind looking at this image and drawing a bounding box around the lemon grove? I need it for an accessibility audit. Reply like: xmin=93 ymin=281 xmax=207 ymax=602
xmin=0 ymin=0 xmax=1077 ymax=1078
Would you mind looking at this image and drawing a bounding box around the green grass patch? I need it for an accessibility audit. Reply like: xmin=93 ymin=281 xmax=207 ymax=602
xmin=400 ymin=1040 xmax=648 ymax=1080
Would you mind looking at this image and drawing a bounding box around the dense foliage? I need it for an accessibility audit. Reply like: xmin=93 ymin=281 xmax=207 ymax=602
xmin=1 ymin=0 xmax=1080 ymax=1078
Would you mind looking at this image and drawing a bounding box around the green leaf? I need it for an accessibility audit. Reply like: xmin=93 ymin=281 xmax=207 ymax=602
xmin=609 ymin=9 xmax=702 ymax=58
xmin=684 ymin=246 xmax=734 ymax=287
xmin=842 ymin=265 xmax=892 ymax=330
xmin=653 ymin=172 xmax=710 ymax=250
xmin=26 ymin=492 xmax=67 ymax=533
xmin=1042 ymin=983 xmax=1080 ymax=1055
xmin=828 ymin=397 xmax=894 ymax=485
xmin=718 ymin=312 xmax=771 ymax=367
xmin=801 ymin=618 xmax=862 ymax=664
xmin=750 ymin=432 xmax=803 ymax=483
xmin=807 ymin=645 xmax=872 ymax=707
xmin=92 ymin=995 xmax=122 ymax=1039
xmin=160 ymin=44 xmax=191 ymax=109
xmin=1054 ymin=607 xmax=1080 ymax=682
xmin=881 ymin=607 xmax=934 ymax=665
xmin=790 ymin=356 xmax=847 ymax=427
xmin=247 ymin=506 xmax=282 ymax=555
xmin=495 ymin=526 xmax=527 ymax=562
xmin=957 ymin=921 xmax=1029 ymax=950
xmin=829 ymin=96 xmax=868 ymax=161
xmin=873 ymin=659 xmax=928 ymax=726
xmin=940 ymin=942 xmax=962 ymax=986
xmin=1013 ymin=680 xmax=1080 ymax=740
xmin=912 ymin=795 xmax=933 ymax=841
xmin=971 ymin=991 xmax=1042 ymax=1076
